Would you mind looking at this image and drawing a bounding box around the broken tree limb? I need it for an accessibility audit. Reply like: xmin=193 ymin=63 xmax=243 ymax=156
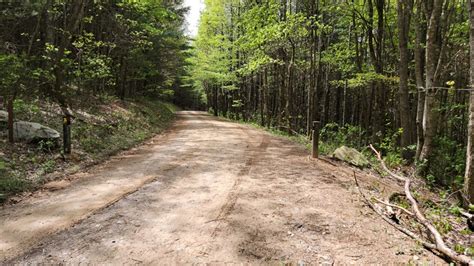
xmin=353 ymin=172 xmax=437 ymax=251
xmin=373 ymin=197 xmax=414 ymax=217
xmin=460 ymin=210 xmax=473 ymax=219
xmin=460 ymin=210 xmax=474 ymax=231
xmin=368 ymin=145 xmax=474 ymax=265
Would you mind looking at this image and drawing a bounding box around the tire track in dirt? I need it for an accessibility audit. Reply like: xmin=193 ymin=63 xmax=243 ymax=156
xmin=210 ymin=127 xmax=270 ymax=238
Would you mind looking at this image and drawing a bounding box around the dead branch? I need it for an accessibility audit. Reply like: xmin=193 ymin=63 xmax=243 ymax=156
xmin=459 ymin=210 xmax=473 ymax=219
xmin=373 ymin=197 xmax=414 ymax=216
xmin=368 ymin=145 xmax=474 ymax=265
xmin=353 ymin=172 xmax=436 ymax=251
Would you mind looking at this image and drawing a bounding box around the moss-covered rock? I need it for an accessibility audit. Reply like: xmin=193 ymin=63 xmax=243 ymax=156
xmin=332 ymin=146 xmax=369 ymax=168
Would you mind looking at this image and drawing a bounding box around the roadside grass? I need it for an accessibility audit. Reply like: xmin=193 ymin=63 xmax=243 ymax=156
xmin=0 ymin=97 xmax=177 ymax=202
xmin=0 ymin=158 xmax=29 ymax=201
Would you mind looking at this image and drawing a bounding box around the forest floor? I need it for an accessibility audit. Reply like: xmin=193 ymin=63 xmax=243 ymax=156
xmin=0 ymin=111 xmax=447 ymax=264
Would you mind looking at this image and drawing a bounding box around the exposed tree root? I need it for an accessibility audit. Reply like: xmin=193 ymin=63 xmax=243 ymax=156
xmin=359 ymin=145 xmax=474 ymax=265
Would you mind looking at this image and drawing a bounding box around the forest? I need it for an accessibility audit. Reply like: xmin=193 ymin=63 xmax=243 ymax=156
xmin=1 ymin=0 xmax=474 ymax=264
xmin=0 ymin=0 xmax=197 ymax=121
xmin=190 ymin=0 xmax=474 ymax=206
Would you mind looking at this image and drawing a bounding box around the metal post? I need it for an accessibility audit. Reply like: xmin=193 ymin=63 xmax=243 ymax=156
xmin=63 ymin=115 xmax=72 ymax=154
xmin=312 ymin=121 xmax=320 ymax=159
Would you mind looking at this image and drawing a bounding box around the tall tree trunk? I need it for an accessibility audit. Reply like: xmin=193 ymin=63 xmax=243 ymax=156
xmin=51 ymin=0 xmax=87 ymax=111
xmin=414 ymin=0 xmax=426 ymax=161
xmin=420 ymin=0 xmax=443 ymax=166
xmin=398 ymin=0 xmax=414 ymax=149
xmin=367 ymin=0 xmax=385 ymax=143
xmin=464 ymin=0 xmax=474 ymax=204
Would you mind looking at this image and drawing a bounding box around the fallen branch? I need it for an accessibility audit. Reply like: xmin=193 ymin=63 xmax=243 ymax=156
xmin=353 ymin=172 xmax=436 ymax=251
xmin=460 ymin=210 xmax=473 ymax=219
xmin=373 ymin=197 xmax=414 ymax=216
xmin=460 ymin=210 xmax=474 ymax=231
xmin=368 ymin=145 xmax=474 ymax=265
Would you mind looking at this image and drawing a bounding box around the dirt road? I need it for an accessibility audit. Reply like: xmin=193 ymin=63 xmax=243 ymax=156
xmin=1 ymin=111 xmax=441 ymax=264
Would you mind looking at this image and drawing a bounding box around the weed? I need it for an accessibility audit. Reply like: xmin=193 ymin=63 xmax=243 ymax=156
xmin=41 ymin=160 xmax=56 ymax=174
xmin=0 ymin=176 xmax=28 ymax=200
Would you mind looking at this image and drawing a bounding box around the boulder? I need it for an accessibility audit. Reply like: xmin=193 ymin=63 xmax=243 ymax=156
xmin=0 ymin=110 xmax=7 ymax=122
xmin=13 ymin=121 xmax=60 ymax=142
xmin=0 ymin=111 xmax=8 ymax=132
xmin=332 ymin=146 xmax=369 ymax=168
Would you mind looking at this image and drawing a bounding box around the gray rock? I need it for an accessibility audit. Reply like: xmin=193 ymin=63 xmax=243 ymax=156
xmin=13 ymin=121 xmax=60 ymax=142
xmin=0 ymin=110 xmax=7 ymax=122
xmin=332 ymin=146 xmax=369 ymax=168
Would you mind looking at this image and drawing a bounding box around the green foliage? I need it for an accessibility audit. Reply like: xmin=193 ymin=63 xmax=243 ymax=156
xmin=0 ymin=158 xmax=28 ymax=200
xmin=319 ymin=123 xmax=365 ymax=154
xmin=41 ymin=160 xmax=56 ymax=174
xmin=37 ymin=140 xmax=57 ymax=153
xmin=426 ymin=137 xmax=466 ymax=187
xmin=0 ymin=0 xmax=192 ymax=108
xmin=76 ymin=99 xmax=175 ymax=156
xmin=0 ymin=177 xmax=28 ymax=199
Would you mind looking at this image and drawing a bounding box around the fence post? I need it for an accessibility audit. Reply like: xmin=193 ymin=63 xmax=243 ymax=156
xmin=63 ymin=115 xmax=72 ymax=155
xmin=7 ymin=97 xmax=14 ymax=143
xmin=312 ymin=121 xmax=321 ymax=159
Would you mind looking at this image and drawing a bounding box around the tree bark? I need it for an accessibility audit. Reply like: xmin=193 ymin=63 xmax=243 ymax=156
xmin=397 ymin=0 xmax=414 ymax=149
xmin=420 ymin=0 xmax=443 ymax=166
xmin=51 ymin=0 xmax=87 ymax=111
xmin=465 ymin=0 xmax=474 ymax=204
xmin=414 ymin=0 xmax=426 ymax=161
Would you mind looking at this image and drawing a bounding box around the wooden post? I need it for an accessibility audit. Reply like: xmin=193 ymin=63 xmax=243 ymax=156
xmin=7 ymin=97 xmax=14 ymax=143
xmin=312 ymin=121 xmax=320 ymax=159
xmin=63 ymin=115 xmax=72 ymax=154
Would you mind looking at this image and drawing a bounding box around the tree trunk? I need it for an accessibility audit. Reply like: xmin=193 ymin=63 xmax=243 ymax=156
xmin=420 ymin=0 xmax=443 ymax=166
xmin=398 ymin=0 xmax=414 ymax=149
xmin=51 ymin=0 xmax=87 ymax=111
xmin=414 ymin=0 xmax=426 ymax=161
xmin=464 ymin=0 xmax=474 ymax=204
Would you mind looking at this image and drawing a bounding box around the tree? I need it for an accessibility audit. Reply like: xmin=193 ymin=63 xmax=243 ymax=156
xmin=465 ymin=0 xmax=474 ymax=204
xmin=419 ymin=0 xmax=444 ymax=167
xmin=397 ymin=0 xmax=414 ymax=150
